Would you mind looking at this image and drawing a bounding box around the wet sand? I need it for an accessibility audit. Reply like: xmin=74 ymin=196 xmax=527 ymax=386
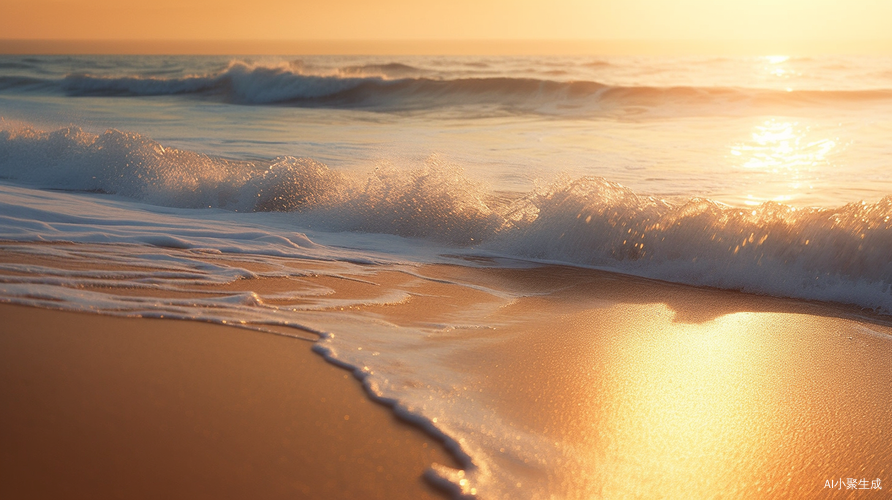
xmin=325 ymin=263 xmax=892 ymax=498
xmin=429 ymin=266 xmax=892 ymax=498
xmin=1 ymin=241 xmax=892 ymax=499
xmin=0 ymin=303 xmax=458 ymax=500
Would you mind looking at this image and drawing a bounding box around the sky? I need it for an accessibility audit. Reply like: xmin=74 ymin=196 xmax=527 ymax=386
xmin=2 ymin=0 xmax=892 ymax=54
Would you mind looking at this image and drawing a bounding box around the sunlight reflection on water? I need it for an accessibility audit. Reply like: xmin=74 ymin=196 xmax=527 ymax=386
xmin=729 ymin=118 xmax=845 ymax=206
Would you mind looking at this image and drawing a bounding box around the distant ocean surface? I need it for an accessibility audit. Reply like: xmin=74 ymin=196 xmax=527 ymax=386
xmin=3 ymin=54 xmax=892 ymax=306
xmin=2 ymin=54 xmax=892 ymax=498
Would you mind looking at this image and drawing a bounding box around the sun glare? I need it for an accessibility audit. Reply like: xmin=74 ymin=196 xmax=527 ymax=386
xmin=731 ymin=119 xmax=838 ymax=205
xmin=764 ymin=55 xmax=792 ymax=78
xmin=594 ymin=308 xmax=780 ymax=499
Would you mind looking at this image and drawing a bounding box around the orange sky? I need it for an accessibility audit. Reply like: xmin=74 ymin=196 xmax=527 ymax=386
xmin=2 ymin=0 xmax=891 ymax=54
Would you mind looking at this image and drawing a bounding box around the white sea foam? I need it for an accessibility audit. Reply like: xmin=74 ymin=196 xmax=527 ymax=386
xmin=2 ymin=126 xmax=891 ymax=312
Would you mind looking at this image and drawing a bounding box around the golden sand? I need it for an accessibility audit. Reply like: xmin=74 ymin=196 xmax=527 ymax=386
xmin=0 ymin=303 xmax=458 ymax=500
xmin=2 ymin=242 xmax=891 ymax=499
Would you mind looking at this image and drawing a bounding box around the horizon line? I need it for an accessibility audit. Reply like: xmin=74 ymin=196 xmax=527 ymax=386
xmin=2 ymin=38 xmax=892 ymax=56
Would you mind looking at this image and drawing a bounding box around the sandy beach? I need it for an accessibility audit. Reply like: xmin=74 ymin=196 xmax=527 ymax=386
xmin=2 ymin=239 xmax=891 ymax=499
xmin=0 ymin=302 xmax=458 ymax=500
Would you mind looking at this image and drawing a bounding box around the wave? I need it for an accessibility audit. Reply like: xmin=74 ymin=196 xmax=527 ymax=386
xmin=0 ymin=75 xmax=56 ymax=91
xmin=0 ymin=61 xmax=38 ymax=70
xmin=2 ymin=126 xmax=891 ymax=312
xmin=336 ymin=62 xmax=428 ymax=78
xmin=4 ymin=61 xmax=892 ymax=114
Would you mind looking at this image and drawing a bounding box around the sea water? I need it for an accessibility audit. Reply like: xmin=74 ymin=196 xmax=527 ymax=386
xmin=2 ymin=54 xmax=892 ymax=498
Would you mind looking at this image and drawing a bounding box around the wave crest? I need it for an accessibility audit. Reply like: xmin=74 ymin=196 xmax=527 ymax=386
xmin=2 ymin=125 xmax=891 ymax=310
xmin=3 ymin=60 xmax=887 ymax=115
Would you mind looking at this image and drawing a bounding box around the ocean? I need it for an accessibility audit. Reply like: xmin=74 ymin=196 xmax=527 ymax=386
xmin=2 ymin=54 xmax=892 ymax=498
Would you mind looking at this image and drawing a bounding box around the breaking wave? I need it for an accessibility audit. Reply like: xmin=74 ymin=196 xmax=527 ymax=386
xmin=2 ymin=126 xmax=891 ymax=311
xmin=3 ymin=60 xmax=892 ymax=115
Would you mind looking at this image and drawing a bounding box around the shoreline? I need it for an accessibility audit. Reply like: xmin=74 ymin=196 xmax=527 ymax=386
xmin=2 ymin=238 xmax=892 ymax=498
xmin=0 ymin=302 xmax=460 ymax=500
